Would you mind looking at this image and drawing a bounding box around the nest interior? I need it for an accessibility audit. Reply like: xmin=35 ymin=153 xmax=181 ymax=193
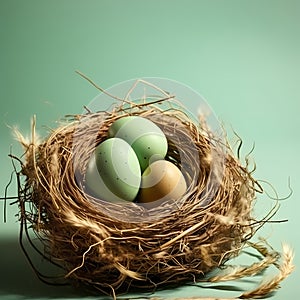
xmin=15 ymin=97 xmax=293 ymax=298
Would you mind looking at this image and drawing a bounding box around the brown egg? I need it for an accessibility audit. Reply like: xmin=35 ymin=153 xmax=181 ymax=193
xmin=139 ymin=160 xmax=187 ymax=203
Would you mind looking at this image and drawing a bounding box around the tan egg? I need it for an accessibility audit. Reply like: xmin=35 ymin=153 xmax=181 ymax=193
xmin=139 ymin=160 xmax=187 ymax=203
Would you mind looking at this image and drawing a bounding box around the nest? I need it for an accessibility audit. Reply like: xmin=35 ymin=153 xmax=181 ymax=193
xmin=14 ymin=79 xmax=294 ymax=299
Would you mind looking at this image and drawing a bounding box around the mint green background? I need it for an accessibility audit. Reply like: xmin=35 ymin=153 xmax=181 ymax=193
xmin=1 ymin=0 xmax=299 ymax=299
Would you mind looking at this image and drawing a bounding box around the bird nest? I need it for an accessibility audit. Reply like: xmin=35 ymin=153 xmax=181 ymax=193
xmin=13 ymin=78 xmax=294 ymax=299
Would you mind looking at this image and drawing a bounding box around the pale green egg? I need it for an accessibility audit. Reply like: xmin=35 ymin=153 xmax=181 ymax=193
xmin=85 ymin=152 xmax=125 ymax=203
xmin=108 ymin=116 xmax=168 ymax=171
xmin=85 ymin=137 xmax=141 ymax=202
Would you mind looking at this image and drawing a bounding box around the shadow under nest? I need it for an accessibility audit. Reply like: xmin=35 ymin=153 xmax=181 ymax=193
xmin=12 ymin=96 xmax=293 ymax=299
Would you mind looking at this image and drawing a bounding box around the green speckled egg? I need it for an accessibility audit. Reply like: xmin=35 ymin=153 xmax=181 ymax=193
xmin=85 ymin=152 xmax=125 ymax=203
xmin=108 ymin=116 xmax=168 ymax=171
xmin=86 ymin=137 xmax=141 ymax=202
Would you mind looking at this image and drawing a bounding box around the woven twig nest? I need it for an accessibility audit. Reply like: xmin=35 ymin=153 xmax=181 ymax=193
xmin=15 ymin=78 xmax=293 ymax=299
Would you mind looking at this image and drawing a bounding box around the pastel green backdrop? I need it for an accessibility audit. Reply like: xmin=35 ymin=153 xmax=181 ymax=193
xmin=0 ymin=0 xmax=299 ymax=299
